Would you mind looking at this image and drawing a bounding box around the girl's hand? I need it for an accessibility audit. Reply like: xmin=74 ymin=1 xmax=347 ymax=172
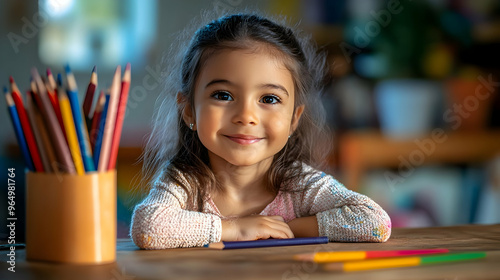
xmin=221 ymin=215 xmax=294 ymax=241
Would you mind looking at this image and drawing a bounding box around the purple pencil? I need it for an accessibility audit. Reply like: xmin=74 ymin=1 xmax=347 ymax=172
xmin=204 ymin=236 xmax=329 ymax=250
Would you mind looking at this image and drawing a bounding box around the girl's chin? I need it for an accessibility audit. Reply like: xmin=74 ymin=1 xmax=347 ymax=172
xmin=211 ymin=156 xmax=273 ymax=168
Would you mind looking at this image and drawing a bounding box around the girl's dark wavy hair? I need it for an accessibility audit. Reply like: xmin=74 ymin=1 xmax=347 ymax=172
xmin=140 ymin=12 xmax=331 ymax=211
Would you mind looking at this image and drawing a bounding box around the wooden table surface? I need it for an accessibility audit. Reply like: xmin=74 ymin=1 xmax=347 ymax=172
xmin=1 ymin=224 xmax=499 ymax=280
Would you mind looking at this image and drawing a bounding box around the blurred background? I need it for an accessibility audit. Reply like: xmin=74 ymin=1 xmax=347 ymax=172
xmin=1 ymin=0 xmax=499 ymax=241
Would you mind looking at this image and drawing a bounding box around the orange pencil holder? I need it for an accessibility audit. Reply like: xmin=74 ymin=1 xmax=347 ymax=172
xmin=25 ymin=170 xmax=116 ymax=264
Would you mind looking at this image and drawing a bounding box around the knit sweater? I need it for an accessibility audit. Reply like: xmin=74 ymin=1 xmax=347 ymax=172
xmin=130 ymin=164 xmax=391 ymax=249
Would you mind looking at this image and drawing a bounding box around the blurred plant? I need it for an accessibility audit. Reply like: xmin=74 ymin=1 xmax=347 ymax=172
xmin=369 ymin=0 xmax=442 ymax=79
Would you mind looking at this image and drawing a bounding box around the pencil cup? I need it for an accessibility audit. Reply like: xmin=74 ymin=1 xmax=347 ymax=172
xmin=26 ymin=170 xmax=116 ymax=264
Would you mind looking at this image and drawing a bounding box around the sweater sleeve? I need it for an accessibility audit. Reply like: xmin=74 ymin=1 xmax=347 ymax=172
xmin=295 ymin=169 xmax=391 ymax=242
xmin=130 ymin=180 xmax=222 ymax=249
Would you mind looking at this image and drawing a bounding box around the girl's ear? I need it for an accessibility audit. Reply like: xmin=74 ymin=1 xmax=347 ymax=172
xmin=290 ymin=104 xmax=305 ymax=133
xmin=177 ymin=92 xmax=195 ymax=129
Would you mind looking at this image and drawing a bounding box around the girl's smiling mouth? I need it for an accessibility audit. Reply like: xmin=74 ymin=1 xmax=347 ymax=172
xmin=224 ymin=134 xmax=263 ymax=145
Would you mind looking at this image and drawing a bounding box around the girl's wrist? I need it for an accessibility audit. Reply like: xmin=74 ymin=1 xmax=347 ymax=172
xmin=220 ymin=219 xmax=238 ymax=241
xmin=287 ymin=216 xmax=319 ymax=238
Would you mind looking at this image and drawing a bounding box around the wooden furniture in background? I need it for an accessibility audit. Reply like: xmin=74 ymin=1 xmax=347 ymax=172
xmin=339 ymin=130 xmax=500 ymax=190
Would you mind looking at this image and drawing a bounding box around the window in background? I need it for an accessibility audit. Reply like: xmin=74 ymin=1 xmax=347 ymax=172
xmin=39 ymin=0 xmax=157 ymax=70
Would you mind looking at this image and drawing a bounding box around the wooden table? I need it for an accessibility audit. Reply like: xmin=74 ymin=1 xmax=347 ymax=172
xmin=1 ymin=225 xmax=499 ymax=280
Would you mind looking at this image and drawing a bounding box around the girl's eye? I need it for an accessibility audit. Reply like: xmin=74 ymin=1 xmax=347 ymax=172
xmin=211 ymin=91 xmax=233 ymax=101
xmin=261 ymin=95 xmax=281 ymax=104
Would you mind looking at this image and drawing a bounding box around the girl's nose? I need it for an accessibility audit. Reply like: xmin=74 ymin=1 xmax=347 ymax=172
xmin=232 ymin=100 xmax=258 ymax=126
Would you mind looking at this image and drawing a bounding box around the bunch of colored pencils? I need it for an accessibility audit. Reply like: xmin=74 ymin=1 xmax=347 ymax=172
xmin=4 ymin=63 xmax=131 ymax=174
xmin=293 ymin=249 xmax=487 ymax=272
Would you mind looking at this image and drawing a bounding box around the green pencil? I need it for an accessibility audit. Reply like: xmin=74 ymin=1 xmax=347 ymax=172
xmin=323 ymin=252 xmax=487 ymax=272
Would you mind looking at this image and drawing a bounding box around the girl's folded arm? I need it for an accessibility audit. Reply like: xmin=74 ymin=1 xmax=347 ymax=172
xmin=130 ymin=182 xmax=221 ymax=249
xmin=297 ymin=173 xmax=391 ymax=242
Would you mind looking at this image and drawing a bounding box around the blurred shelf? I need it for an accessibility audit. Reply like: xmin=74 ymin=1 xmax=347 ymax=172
xmin=339 ymin=129 xmax=500 ymax=190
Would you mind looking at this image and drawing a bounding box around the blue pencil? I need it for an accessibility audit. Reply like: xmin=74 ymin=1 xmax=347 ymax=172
xmin=93 ymin=92 xmax=110 ymax=168
xmin=4 ymin=86 xmax=34 ymax=171
xmin=64 ymin=65 xmax=95 ymax=172
xmin=204 ymin=236 xmax=329 ymax=250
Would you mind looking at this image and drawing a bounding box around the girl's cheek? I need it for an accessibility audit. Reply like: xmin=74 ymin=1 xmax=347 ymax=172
xmin=271 ymin=112 xmax=293 ymax=127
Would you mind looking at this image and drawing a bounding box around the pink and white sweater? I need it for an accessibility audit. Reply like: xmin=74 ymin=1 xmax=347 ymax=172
xmin=130 ymin=164 xmax=391 ymax=249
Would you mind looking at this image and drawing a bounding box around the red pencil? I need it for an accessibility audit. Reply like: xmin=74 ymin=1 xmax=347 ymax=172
xmin=90 ymin=90 xmax=105 ymax=150
xmin=9 ymin=77 xmax=44 ymax=172
xmin=107 ymin=63 xmax=131 ymax=170
xmin=83 ymin=66 xmax=97 ymax=119
xmin=45 ymin=69 xmax=66 ymax=141
xmin=46 ymin=68 xmax=57 ymax=90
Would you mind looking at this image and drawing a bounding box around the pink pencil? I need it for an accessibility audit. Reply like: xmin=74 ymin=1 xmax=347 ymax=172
xmin=107 ymin=63 xmax=131 ymax=170
xmin=97 ymin=65 xmax=121 ymax=171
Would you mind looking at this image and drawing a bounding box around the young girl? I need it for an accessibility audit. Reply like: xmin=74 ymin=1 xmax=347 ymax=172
xmin=131 ymin=13 xmax=391 ymax=249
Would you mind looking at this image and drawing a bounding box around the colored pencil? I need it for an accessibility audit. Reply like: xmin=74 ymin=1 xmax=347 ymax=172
xmin=322 ymin=252 xmax=487 ymax=272
xmin=26 ymin=91 xmax=52 ymax=172
xmin=29 ymin=77 xmax=58 ymax=172
xmin=4 ymin=87 xmax=34 ymax=171
xmin=29 ymin=91 xmax=59 ymax=173
xmin=9 ymin=77 xmax=44 ymax=172
xmin=204 ymin=236 xmax=329 ymax=250
xmin=31 ymin=67 xmax=75 ymax=174
xmin=46 ymin=68 xmax=57 ymax=90
xmin=90 ymin=90 xmax=105 ymax=150
xmin=64 ymin=64 xmax=95 ymax=172
xmin=97 ymin=65 xmax=121 ymax=171
xmin=58 ymin=86 xmax=85 ymax=175
xmin=82 ymin=66 xmax=97 ymax=122
xmin=294 ymin=248 xmax=450 ymax=263
xmin=107 ymin=63 xmax=131 ymax=170
xmin=93 ymin=92 xmax=110 ymax=168
xmin=45 ymin=69 xmax=66 ymax=140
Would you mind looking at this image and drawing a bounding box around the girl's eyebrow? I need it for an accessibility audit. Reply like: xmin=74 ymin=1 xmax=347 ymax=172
xmin=205 ymin=79 xmax=289 ymax=96
xmin=205 ymin=79 xmax=233 ymax=88
xmin=259 ymin=83 xmax=289 ymax=96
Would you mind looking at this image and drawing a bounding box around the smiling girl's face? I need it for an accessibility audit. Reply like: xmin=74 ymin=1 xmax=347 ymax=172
xmin=183 ymin=44 xmax=304 ymax=169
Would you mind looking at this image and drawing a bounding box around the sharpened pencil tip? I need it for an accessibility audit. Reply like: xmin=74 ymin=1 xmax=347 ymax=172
xmin=3 ymin=86 xmax=8 ymax=93
xmin=125 ymin=63 xmax=131 ymax=71
xmin=46 ymin=68 xmax=52 ymax=77
xmin=293 ymin=254 xmax=312 ymax=262
xmin=57 ymin=73 xmax=63 ymax=86
xmin=92 ymin=65 xmax=96 ymax=73
xmin=30 ymin=67 xmax=40 ymax=80
xmin=9 ymin=76 xmax=14 ymax=84
xmin=64 ymin=64 xmax=71 ymax=74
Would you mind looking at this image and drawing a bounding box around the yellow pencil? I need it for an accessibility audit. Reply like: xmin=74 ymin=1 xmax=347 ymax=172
xmin=58 ymin=89 xmax=85 ymax=175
